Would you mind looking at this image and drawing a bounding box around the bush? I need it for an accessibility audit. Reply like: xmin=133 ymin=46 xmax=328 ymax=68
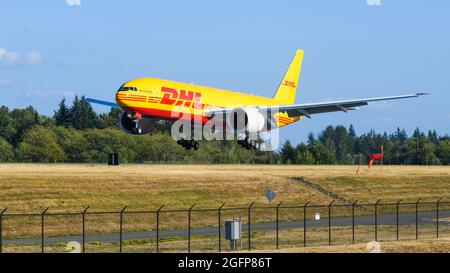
xmin=0 ymin=137 xmax=14 ymax=162
xmin=82 ymin=128 xmax=139 ymax=163
xmin=16 ymin=126 xmax=66 ymax=162
xmin=53 ymin=126 xmax=91 ymax=162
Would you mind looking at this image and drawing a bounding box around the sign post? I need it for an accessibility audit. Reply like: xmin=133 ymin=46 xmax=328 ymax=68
xmin=265 ymin=188 xmax=276 ymax=221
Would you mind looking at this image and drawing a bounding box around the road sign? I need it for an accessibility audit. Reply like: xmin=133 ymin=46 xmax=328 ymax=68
xmin=265 ymin=188 xmax=276 ymax=202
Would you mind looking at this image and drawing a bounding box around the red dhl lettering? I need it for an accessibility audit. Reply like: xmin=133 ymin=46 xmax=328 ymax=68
xmin=283 ymin=80 xmax=296 ymax=88
xmin=160 ymin=87 xmax=204 ymax=109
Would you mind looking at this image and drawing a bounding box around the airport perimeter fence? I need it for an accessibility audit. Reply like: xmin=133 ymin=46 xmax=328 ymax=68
xmin=0 ymin=199 xmax=449 ymax=253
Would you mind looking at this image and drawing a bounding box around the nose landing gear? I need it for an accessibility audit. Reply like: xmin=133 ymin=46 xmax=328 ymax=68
xmin=133 ymin=126 xmax=142 ymax=135
xmin=126 ymin=111 xmax=143 ymax=134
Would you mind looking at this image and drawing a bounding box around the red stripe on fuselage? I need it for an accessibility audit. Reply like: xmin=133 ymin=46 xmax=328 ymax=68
xmin=126 ymin=107 xmax=211 ymax=124
xmin=119 ymin=98 xmax=146 ymax=101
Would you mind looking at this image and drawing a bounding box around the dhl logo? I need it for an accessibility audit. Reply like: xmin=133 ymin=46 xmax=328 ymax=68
xmin=160 ymin=87 xmax=204 ymax=109
xmin=283 ymin=80 xmax=296 ymax=88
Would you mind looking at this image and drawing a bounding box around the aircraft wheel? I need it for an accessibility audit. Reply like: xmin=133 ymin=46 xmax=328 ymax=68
xmin=244 ymin=141 xmax=251 ymax=150
xmin=184 ymin=140 xmax=194 ymax=150
xmin=193 ymin=141 xmax=200 ymax=150
xmin=254 ymin=142 xmax=261 ymax=150
xmin=133 ymin=127 xmax=142 ymax=134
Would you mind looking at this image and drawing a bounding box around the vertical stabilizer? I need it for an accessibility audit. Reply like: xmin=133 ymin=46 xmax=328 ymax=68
xmin=272 ymin=50 xmax=304 ymax=104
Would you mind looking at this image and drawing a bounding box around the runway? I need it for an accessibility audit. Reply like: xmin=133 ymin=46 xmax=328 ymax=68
xmin=4 ymin=209 xmax=450 ymax=246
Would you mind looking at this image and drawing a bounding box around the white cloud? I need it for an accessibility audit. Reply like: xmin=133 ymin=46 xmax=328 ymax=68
xmin=66 ymin=0 xmax=81 ymax=6
xmin=24 ymin=50 xmax=42 ymax=64
xmin=0 ymin=48 xmax=19 ymax=63
xmin=5 ymin=51 xmax=19 ymax=63
xmin=367 ymin=0 xmax=381 ymax=6
xmin=0 ymin=47 xmax=43 ymax=65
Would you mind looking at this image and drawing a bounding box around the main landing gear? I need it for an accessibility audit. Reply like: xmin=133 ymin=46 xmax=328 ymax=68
xmin=177 ymin=139 xmax=200 ymax=150
xmin=237 ymin=135 xmax=261 ymax=150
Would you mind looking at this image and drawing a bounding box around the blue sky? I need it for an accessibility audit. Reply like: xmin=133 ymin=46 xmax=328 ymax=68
xmin=1 ymin=0 xmax=449 ymax=144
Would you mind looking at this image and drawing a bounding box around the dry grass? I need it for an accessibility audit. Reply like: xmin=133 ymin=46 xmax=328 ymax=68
xmin=4 ymin=225 xmax=449 ymax=253
xmin=0 ymin=164 xmax=334 ymax=213
xmin=304 ymin=165 xmax=450 ymax=203
xmin=0 ymin=164 xmax=450 ymax=239
xmin=1 ymin=164 xmax=449 ymax=213
xmin=257 ymin=237 xmax=450 ymax=253
xmin=5 ymin=238 xmax=450 ymax=253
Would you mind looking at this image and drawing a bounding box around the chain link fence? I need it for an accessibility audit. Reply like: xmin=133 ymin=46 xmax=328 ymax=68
xmin=0 ymin=199 xmax=449 ymax=253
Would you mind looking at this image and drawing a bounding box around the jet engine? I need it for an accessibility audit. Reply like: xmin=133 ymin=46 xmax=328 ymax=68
xmin=120 ymin=111 xmax=156 ymax=134
xmin=227 ymin=107 xmax=265 ymax=133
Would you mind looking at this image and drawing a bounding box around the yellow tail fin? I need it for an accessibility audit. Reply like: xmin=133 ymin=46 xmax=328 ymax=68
xmin=272 ymin=49 xmax=304 ymax=104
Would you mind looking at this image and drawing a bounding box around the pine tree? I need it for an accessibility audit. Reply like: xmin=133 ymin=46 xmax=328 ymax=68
xmin=70 ymin=96 xmax=98 ymax=130
xmin=10 ymin=106 xmax=40 ymax=146
xmin=295 ymin=143 xmax=315 ymax=164
xmin=349 ymin=124 xmax=356 ymax=139
xmin=307 ymin=132 xmax=316 ymax=147
xmin=280 ymin=140 xmax=296 ymax=164
xmin=54 ymin=98 xmax=72 ymax=127
xmin=98 ymin=108 xmax=123 ymax=129
xmin=428 ymin=130 xmax=439 ymax=144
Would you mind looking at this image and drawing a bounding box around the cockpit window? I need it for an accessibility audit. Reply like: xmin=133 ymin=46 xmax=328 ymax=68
xmin=118 ymin=86 xmax=138 ymax=91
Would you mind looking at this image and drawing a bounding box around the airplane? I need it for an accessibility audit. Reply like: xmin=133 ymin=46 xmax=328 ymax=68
xmin=87 ymin=49 xmax=429 ymax=150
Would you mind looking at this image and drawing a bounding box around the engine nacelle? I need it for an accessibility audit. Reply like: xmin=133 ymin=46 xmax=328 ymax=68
xmin=227 ymin=107 xmax=265 ymax=133
xmin=120 ymin=111 xmax=156 ymax=134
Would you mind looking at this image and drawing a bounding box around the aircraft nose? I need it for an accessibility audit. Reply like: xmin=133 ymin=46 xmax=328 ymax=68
xmin=115 ymin=91 xmax=134 ymax=106
xmin=115 ymin=91 xmax=125 ymax=105
xmin=116 ymin=90 xmax=147 ymax=106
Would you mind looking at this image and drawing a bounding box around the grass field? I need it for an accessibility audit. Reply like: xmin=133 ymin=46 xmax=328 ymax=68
xmin=0 ymin=164 xmax=449 ymax=213
xmin=257 ymin=237 xmax=450 ymax=253
xmin=3 ymin=225 xmax=450 ymax=253
xmin=0 ymin=164 xmax=450 ymax=245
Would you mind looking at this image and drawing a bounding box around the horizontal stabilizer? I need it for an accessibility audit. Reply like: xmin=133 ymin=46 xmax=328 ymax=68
xmin=86 ymin=98 xmax=120 ymax=108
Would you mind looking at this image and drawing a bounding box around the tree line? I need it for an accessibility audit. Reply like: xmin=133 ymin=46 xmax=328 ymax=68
xmin=0 ymin=97 xmax=449 ymax=164
xmin=279 ymin=125 xmax=450 ymax=165
xmin=0 ymin=97 xmax=276 ymax=163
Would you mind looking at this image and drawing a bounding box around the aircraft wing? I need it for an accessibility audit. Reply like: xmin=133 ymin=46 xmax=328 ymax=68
xmin=205 ymin=93 xmax=430 ymax=118
xmin=86 ymin=98 xmax=121 ymax=108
